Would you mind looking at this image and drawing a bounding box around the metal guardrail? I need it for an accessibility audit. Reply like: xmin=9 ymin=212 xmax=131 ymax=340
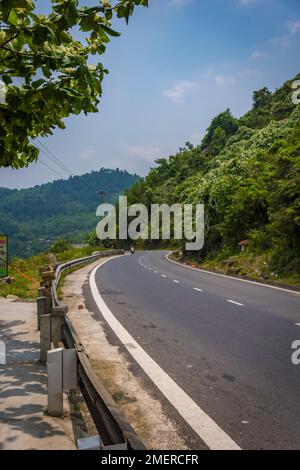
xmin=51 ymin=250 xmax=124 ymax=307
xmin=51 ymin=250 xmax=146 ymax=450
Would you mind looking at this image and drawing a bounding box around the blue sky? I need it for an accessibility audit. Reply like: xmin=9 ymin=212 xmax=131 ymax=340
xmin=1 ymin=0 xmax=300 ymax=188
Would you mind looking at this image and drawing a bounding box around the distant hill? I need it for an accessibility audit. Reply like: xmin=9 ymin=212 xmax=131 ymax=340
xmin=0 ymin=168 xmax=139 ymax=257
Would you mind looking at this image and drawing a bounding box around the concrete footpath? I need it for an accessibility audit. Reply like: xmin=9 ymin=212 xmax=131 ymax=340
xmin=0 ymin=297 xmax=75 ymax=450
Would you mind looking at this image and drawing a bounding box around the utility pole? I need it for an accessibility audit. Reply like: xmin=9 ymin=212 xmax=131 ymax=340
xmin=97 ymin=190 xmax=106 ymax=204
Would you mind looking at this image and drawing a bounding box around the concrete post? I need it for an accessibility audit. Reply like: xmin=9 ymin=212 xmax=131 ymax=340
xmin=63 ymin=349 xmax=77 ymax=392
xmin=51 ymin=305 xmax=68 ymax=348
xmin=52 ymin=305 xmax=68 ymax=316
xmin=40 ymin=314 xmax=51 ymax=364
xmin=45 ymin=295 xmax=52 ymax=315
xmin=47 ymin=347 xmax=63 ymax=416
xmin=77 ymin=435 xmax=101 ymax=450
xmin=51 ymin=316 xmax=61 ymax=348
xmin=41 ymin=280 xmax=51 ymax=289
xmin=38 ymin=287 xmax=46 ymax=297
xmin=37 ymin=296 xmax=46 ymax=331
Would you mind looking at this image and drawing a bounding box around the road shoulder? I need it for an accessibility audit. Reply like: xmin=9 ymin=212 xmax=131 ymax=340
xmin=166 ymin=252 xmax=300 ymax=295
xmin=62 ymin=257 xmax=187 ymax=450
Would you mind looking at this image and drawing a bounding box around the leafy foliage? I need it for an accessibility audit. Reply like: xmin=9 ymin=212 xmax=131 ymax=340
xmin=124 ymin=74 xmax=300 ymax=279
xmin=0 ymin=243 xmax=104 ymax=299
xmin=0 ymin=0 xmax=148 ymax=168
xmin=51 ymin=238 xmax=71 ymax=252
xmin=201 ymin=109 xmax=238 ymax=154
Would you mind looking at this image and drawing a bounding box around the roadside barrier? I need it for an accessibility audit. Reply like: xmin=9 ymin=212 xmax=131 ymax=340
xmin=37 ymin=250 xmax=145 ymax=450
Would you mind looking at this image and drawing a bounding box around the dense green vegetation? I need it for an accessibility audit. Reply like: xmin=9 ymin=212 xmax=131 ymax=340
xmin=0 ymin=168 xmax=139 ymax=257
xmin=0 ymin=243 xmax=105 ymax=299
xmin=0 ymin=0 xmax=148 ymax=168
xmin=124 ymin=74 xmax=300 ymax=285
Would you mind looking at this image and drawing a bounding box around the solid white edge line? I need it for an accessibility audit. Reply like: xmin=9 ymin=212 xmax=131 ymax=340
xmin=227 ymin=300 xmax=244 ymax=307
xmin=166 ymin=253 xmax=300 ymax=296
xmin=90 ymin=257 xmax=241 ymax=451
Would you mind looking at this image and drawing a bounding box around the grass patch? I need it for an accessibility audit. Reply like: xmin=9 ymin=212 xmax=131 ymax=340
xmin=0 ymin=246 xmax=104 ymax=300
xmin=172 ymin=250 xmax=300 ymax=288
xmin=56 ymin=264 xmax=89 ymax=300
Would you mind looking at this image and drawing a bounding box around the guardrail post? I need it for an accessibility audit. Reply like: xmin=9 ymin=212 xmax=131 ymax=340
xmin=40 ymin=314 xmax=51 ymax=364
xmin=45 ymin=295 xmax=52 ymax=315
xmin=39 ymin=251 xmax=146 ymax=450
xmin=77 ymin=435 xmax=102 ymax=450
xmin=38 ymin=287 xmax=46 ymax=297
xmin=47 ymin=347 xmax=63 ymax=416
xmin=37 ymin=296 xmax=46 ymax=331
xmin=47 ymin=348 xmax=77 ymax=417
xmin=51 ymin=305 xmax=68 ymax=348
xmin=63 ymin=348 xmax=77 ymax=392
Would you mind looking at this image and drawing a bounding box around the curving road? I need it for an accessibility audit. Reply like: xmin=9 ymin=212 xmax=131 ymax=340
xmin=88 ymin=250 xmax=300 ymax=450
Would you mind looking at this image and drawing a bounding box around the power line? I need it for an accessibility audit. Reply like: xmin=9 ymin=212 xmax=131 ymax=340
xmin=36 ymin=139 xmax=73 ymax=177
xmin=35 ymin=139 xmax=101 ymax=194
xmin=38 ymin=157 xmax=65 ymax=180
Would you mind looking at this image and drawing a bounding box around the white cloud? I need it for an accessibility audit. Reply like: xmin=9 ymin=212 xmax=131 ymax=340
xmin=79 ymin=148 xmax=96 ymax=160
xmin=271 ymin=34 xmax=290 ymax=48
xmin=116 ymin=143 xmax=162 ymax=174
xmin=288 ymin=20 xmax=300 ymax=36
xmin=235 ymin=0 xmax=259 ymax=6
xmin=215 ymin=74 xmax=237 ymax=87
xmin=240 ymin=68 xmax=258 ymax=76
xmin=200 ymin=67 xmax=238 ymax=88
xmin=250 ymin=50 xmax=265 ymax=60
xmin=270 ymin=19 xmax=300 ymax=48
xmin=168 ymin=0 xmax=192 ymax=7
xmin=124 ymin=144 xmax=161 ymax=162
xmin=162 ymin=80 xmax=197 ymax=103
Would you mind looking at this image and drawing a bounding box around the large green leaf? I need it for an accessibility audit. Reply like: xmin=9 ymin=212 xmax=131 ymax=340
xmin=0 ymin=0 xmax=148 ymax=168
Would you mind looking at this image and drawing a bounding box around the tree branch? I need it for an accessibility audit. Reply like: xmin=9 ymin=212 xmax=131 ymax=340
xmin=0 ymin=33 xmax=19 ymax=49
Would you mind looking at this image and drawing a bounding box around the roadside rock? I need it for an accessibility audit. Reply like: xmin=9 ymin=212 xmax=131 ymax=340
xmin=6 ymin=294 xmax=21 ymax=301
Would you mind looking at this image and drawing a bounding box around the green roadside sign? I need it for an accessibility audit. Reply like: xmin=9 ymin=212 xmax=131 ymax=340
xmin=0 ymin=235 xmax=8 ymax=277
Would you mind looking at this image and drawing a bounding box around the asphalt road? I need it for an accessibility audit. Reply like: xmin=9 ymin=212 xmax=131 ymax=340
xmin=91 ymin=251 xmax=300 ymax=450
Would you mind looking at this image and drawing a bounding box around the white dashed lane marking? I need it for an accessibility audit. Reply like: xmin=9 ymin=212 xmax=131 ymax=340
xmin=139 ymin=255 xmax=246 ymax=308
xmin=227 ymin=300 xmax=244 ymax=306
xmin=166 ymin=252 xmax=300 ymax=296
xmin=90 ymin=259 xmax=241 ymax=450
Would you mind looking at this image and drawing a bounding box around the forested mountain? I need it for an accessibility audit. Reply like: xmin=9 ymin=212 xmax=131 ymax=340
xmin=125 ymin=73 xmax=300 ymax=283
xmin=0 ymin=168 xmax=139 ymax=257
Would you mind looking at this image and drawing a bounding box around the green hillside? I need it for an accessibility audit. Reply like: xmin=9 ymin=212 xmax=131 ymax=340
xmin=0 ymin=168 xmax=139 ymax=257
xmin=124 ymin=73 xmax=300 ymax=285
